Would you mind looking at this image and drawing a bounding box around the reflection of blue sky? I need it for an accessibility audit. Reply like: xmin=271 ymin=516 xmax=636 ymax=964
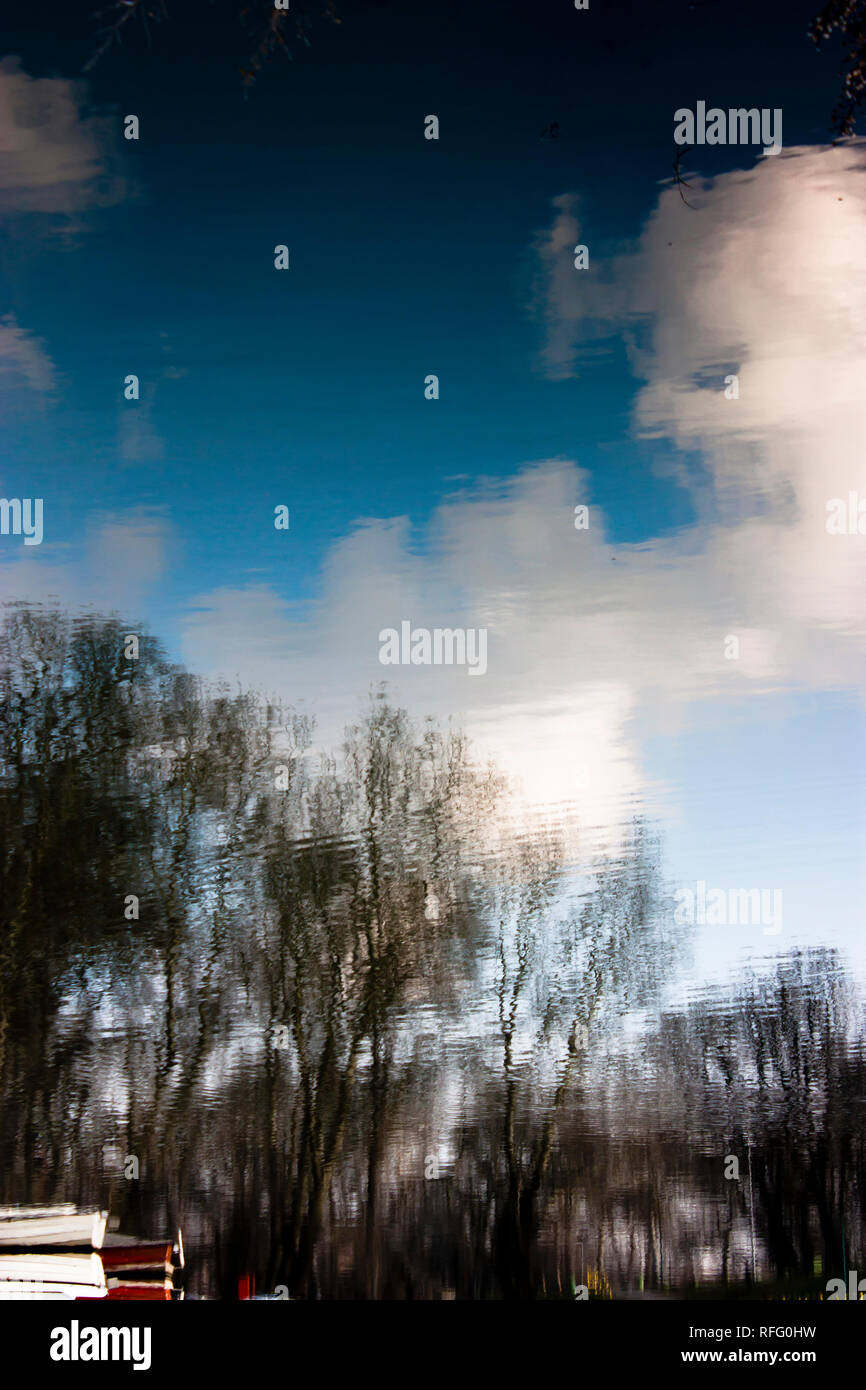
xmin=1 ymin=4 xmax=864 ymax=999
xmin=643 ymin=691 xmax=866 ymax=989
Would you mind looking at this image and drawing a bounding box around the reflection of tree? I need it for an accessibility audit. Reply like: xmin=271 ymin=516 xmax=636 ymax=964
xmin=83 ymin=0 xmax=341 ymax=86
xmin=259 ymin=697 xmax=500 ymax=1295
xmin=0 ymin=606 xmax=162 ymax=1083
xmin=811 ymin=2 xmax=866 ymax=136
xmin=1 ymin=605 xmax=864 ymax=1299
xmin=485 ymin=823 xmax=673 ymax=1296
xmin=652 ymin=949 xmax=866 ymax=1288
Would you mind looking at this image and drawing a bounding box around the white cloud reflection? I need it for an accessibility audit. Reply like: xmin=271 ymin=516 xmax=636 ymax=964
xmin=0 ymin=140 xmax=860 ymax=881
xmin=0 ymin=57 xmax=122 ymax=218
xmin=180 ymin=146 xmax=866 ymax=846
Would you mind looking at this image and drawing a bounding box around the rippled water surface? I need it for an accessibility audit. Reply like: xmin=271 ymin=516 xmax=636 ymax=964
xmin=1 ymin=0 xmax=865 ymax=1302
xmin=0 ymin=607 xmax=863 ymax=1298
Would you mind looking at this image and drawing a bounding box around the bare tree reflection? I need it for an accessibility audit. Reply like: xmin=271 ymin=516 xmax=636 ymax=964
xmin=0 ymin=605 xmax=863 ymax=1299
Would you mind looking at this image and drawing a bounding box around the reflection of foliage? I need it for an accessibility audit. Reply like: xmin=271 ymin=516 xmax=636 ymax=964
xmin=583 ymin=1267 xmax=612 ymax=1299
xmin=84 ymin=0 xmax=341 ymax=85
xmin=260 ymin=695 xmax=495 ymax=1294
xmin=74 ymin=3 xmax=866 ymax=134
xmin=239 ymin=0 xmax=341 ymax=89
xmin=652 ymin=950 xmax=865 ymax=1286
xmin=0 ymin=604 xmax=505 ymax=1293
xmin=486 ymin=823 xmax=670 ymax=1296
xmin=85 ymin=0 xmax=169 ymax=73
xmin=811 ymin=1 xmax=866 ymax=135
xmin=2 ymin=604 xmax=862 ymax=1298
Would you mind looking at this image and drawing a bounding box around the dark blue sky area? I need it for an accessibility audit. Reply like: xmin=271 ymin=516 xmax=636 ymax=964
xmin=0 ymin=0 xmax=846 ymax=608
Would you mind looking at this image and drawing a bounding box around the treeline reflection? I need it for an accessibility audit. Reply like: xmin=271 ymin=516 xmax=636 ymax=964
xmin=0 ymin=606 xmax=862 ymax=1298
